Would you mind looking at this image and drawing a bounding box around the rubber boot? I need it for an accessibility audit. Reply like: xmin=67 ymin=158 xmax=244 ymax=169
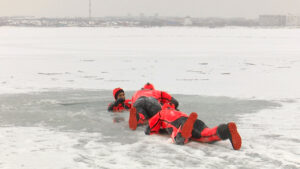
xmin=129 ymin=107 xmax=138 ymax=130
xmin=181 ymin=112 xmax=198 ymax=139
xmin=217 ymin=122 xmax=242 ymax=150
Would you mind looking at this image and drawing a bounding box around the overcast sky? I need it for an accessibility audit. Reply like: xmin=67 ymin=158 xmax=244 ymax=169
xmin=1 ymin=0 xmax=300 ymax=18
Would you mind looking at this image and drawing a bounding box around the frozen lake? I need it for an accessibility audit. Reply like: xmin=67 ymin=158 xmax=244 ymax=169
xmin=0 ymin=27 xmax=299 ymax=168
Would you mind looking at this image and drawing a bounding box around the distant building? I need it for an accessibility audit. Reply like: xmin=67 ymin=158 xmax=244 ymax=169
xmin=259 ymin=15 xmax=286 ymax=26
xmin=183 ymin=16 xmax=193 ymax=26
xmin=286 ymin=15 xmax=300 ymax=26
xmin=139 ymin=13 xmax=145 ymax=18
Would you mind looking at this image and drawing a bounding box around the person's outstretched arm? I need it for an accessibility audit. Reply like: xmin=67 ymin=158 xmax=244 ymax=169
xmin=161 ymin=91 xmax=179 ymax=109
xmin=107 ymin=98 xmax=125 ymax=111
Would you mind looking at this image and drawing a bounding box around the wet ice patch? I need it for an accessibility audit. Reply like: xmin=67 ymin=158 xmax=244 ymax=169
xmin=38 ymin=73 xmax=64 ymax=76
xmin=0 ymin=90 xmax=280 ymax=129
xmin=0 ymin=90 xmax=296 ymax=169
xmin=80 ymin=59 xmax=95 ymax=62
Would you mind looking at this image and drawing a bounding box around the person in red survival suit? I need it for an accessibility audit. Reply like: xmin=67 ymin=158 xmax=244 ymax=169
xmin=131 ymin=83 xmax=179 ymax=108
xmin=144 ymin=103 xmax=242 ymax=150
xmin=108 ymin=88 xmax=131 ymax=112
xmin=129 ymin=83 xmax=179 ymax=130
xmin=129 ymin=96 xmax=162 ymax=130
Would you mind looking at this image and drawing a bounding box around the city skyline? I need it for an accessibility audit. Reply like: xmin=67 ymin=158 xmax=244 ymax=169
xmin=1 ymin=0 xmax=300 ymax=19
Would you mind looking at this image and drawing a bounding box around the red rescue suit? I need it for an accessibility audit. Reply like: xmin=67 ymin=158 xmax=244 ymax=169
xmin=132 ymin=89 xmax=172 ymax=105
xmin=145 ymin=104 xmax=223 ymax=145
xmin=108 ymin=99 xmax=132 ymax=112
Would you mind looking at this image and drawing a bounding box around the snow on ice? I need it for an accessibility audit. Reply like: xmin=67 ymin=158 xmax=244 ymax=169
xmin=0 ymin=27 xmax=299 ymax=169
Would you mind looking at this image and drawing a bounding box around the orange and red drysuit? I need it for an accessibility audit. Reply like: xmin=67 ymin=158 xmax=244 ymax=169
xmin=108 ymin=99 xmax=131 ymax=112
xmin=131 ymin=83 xmax=179 ymax=109
xmin=145 ymin=103 xmax=239 ymax=147
xmin=131 ymin=96 xmax=162 ymax=125
xmin=129 ymin=83 xmax=179 ymax=126
xmin=108 ymin=88 xmax=131 ymax=112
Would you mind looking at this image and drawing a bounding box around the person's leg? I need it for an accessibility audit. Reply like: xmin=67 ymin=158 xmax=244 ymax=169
xmin=129 ymin=106 xmax=148 ymax=130
xmin=145 ymin=97 xmax=162 ymax=118
xmin=181 ymin=112 xmax=198 ymax=138
xmin=129 ymin=97 xmax=149 ymax=130
xmin=192 ymin=121 xmax=242 ymax=150
xmin=218 ymin=122 xmax=242 ymax=150
xmin=171 ymin=126 xmax=189 ymax=145
xmin=171 ymin=112 xmax=198 ymax=145
xmin=192 ymin=126 xmax=221 ymax=142
xmin=129 ymin=107 xmax=138 ymax=130
xmin=192 ymin=119 xmax=223 ymax=143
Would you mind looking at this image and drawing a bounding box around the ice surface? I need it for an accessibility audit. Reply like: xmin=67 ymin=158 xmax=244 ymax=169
xmin=0 ymin=27 xmax=299 ymax=168
xmin=0 ymin=27 xmax=300 ymax=99
xmin=0 ymin=90 xmax=292 ymax=169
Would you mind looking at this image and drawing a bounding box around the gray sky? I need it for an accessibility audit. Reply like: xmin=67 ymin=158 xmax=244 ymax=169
xmin=1 ymin=0 xmax=300 ymax=18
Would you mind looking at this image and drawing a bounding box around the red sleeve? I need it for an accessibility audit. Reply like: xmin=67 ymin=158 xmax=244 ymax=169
xmin=113 ymin=105 xmax=122 ymax=111
xmin=108 ymin=103 xmax=125 ymax=112
xmin=125 ymin=99 xmax=132 ymax=109
xmin=161 ymin=91 xmax=172 ymax=104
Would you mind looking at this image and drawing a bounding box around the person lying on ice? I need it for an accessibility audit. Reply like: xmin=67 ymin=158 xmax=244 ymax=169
xmin=108 ymin=88 xmax=131 ymax=112
xmin=129 ymin=83 xmax=179 ymax=129
xmin=144 ymin=103 xmax=242 ymax=150
xmin=131 ymin=83 xmax=179 ymax=109
xmin=129 ymin=96 xmax=162 ymax=130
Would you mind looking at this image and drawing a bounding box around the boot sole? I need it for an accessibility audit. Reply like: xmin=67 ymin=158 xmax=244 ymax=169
xmin=129 ymin=107 xmax=138 ymax=130
xmin=181 ymin=112 xmax=198 ymax=139
xmin=228 ymin=122 xmax=242 ymax=150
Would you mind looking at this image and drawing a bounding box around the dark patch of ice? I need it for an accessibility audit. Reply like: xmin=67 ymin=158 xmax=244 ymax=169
xmin=176 ymin=79 xmax=200 ymax=81
xmin=82 ymin=76 xmax=98 ymax=79
xmin=245 ymin=63 xmax=256 ymax=66
xmin=277 ymin=66 xmax=291 ymax=69
xmin=187 ymin=70 xmax=206 ymax=74
xmin=262 ymin=134 xmax=281 ymax=138
xmin=106 ymin=80 xmax=130 ymax=82
xmin=81 ymin=60 xmax=95 ymax=62
xmin=38 ymin=73 xmax=63 ymax=76
xmin=0 ymin=89 xmax=281 ymax=144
